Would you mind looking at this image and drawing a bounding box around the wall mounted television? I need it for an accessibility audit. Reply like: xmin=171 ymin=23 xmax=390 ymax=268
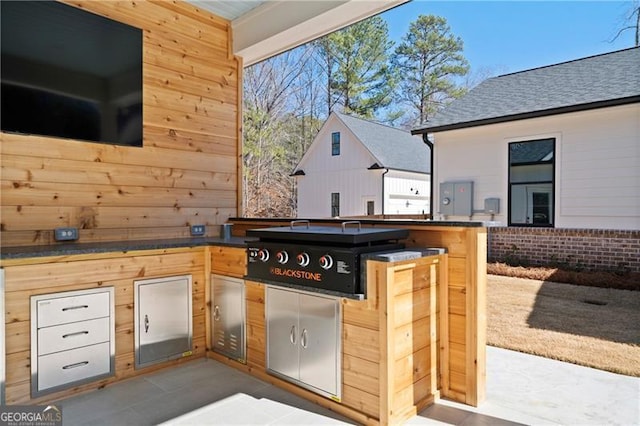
xmin=1 ymin=1 xmax=143 ymax=147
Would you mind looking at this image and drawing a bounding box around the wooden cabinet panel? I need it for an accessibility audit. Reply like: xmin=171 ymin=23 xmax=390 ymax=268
xmin=342 ymin=384 xmax=379 ymax=419
xmin=246 ymin=322 xmax=266 ymax=368
xmin=245 ymin=281 xmax=265 ymax=369
xmin=343 ymin=323 xmax=379 ymax=362
xmin=342 ymin=298 xmax=379 ymax=331
xmin=4 ymin=251 xmax=204 ymax=291
xmin=211 ymin=246 xmax=246 ymax=278
xmin=394 ymin=346 xmax=430 ymax=392
xmin=393 ymin=289 xmax=430 ymax=326
xmin=393 ymin=316 xmax=430 ymax=359
xmin=342 ymin=354 xmax=379 ymax=396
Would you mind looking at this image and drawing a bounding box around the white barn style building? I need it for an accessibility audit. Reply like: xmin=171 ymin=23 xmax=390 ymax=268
xmin=293 ymin=112 xmax=431 ymax=218
xmin=412 ymin=47 xmax=640 ymax=272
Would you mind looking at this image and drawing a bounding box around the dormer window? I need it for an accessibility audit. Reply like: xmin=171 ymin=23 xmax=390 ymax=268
xmin=331 ymin=132 xmax=340 ymax=156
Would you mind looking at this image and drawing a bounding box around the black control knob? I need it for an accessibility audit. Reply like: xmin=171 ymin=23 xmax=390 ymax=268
xmin=276 ymin=251 xmax=289 ymax=264
xmin=296 ymin=252 xmax=310 ymax=267
xmin=258 ymin=248 xmax=270 ymax=262
xmin=319 ymin=254 xmax=334 ymax=270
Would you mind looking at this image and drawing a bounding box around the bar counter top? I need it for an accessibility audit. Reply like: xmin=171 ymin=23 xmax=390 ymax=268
xmin=1 ymin=218 xmax=486 ymax=261
xmin=230 ymin=217 xmax=486 ymax=228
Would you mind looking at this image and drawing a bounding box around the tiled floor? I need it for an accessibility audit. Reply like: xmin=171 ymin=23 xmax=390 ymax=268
xmin=57 ymin=358 xmax=353 ymax=425
xmin=56 ymin=347 xmax=640 ymax=425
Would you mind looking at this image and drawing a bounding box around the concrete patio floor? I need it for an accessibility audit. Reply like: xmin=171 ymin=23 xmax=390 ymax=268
xmin=57 ymin=346 xmax=639 ymax=425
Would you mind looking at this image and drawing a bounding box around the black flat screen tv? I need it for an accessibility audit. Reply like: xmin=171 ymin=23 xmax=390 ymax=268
xmin=1 ymin=1 xmax=143 ymax=147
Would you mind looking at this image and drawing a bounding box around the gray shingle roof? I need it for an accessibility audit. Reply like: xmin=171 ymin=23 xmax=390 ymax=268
xmin=335 ymin=112 xmax=430 ymax=173
xmin=412 ymin=47 xmax=640 ymax=134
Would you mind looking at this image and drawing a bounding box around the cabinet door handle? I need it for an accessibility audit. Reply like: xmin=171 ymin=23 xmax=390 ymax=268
xmin=301 ymin=328 xmax=308 ymax=349
xmin=62 ymin=331 xmax=89 ymax=339
xmin=62 ymin=305 xmax=89 ymax=312
xmin=144 ymin=314 xmax=150 ymax=333
xmin=289 ymin=325 xmax=296 ymax=345
xmin=62 ymin=361 xmax=89 ymax=370
xmin=213 ymin=306 xmax=221 ymax=321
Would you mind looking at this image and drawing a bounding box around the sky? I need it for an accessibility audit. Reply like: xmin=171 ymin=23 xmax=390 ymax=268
xmin=381 ymin=0 xmax=637 ymax=76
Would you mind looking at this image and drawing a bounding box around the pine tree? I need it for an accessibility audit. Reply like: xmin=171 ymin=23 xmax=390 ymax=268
xmin=315 ymin=16 xmax=396 ymax=119
xmin=393 ymin=15 xmax=469 ymax=126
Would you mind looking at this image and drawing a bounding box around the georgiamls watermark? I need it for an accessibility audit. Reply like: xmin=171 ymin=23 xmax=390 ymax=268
xmin=0 ymin=405 xmax=62 ymax=426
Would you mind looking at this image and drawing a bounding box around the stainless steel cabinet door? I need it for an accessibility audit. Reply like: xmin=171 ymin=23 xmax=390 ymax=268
xmin=266 ymin=287 xmax=299 ymax=380
xmin=212 ymin=275 xmax=245 ymax=361
xmin=299 ymin=293 xmax=340 ymax=397
xmin=135 ymin=275 xmax=192 ymax=368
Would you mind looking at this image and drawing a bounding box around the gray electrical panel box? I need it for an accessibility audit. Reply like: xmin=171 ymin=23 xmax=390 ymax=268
xmin=439 ymin=181 xmax=473 ymax=216
xmin=484 ymin=198 xmax=500 ymax=214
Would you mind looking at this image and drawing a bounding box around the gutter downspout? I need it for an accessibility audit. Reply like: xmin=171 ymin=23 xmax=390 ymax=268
xmin=381 ymin=168 xmax=389 ymax=217
xmin=422 ymin=134 xmax=434 ymax=219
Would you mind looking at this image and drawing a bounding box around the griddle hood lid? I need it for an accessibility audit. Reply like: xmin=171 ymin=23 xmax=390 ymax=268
xmin=246 ymin=221 xmax=409 ymax=245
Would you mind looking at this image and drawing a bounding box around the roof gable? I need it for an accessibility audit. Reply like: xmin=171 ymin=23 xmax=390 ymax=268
xmin=333 ymin=112 xmax=430 ymax=173
xmin=294 ymin=112 xmax=430 ymax=174
xmin=413 ymin=47 xmax=640 ymax=134
xmin=293 ymin=112 xmax=376 ymax=174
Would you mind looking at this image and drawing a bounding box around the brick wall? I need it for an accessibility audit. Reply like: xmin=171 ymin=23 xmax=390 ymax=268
xmin=487 ymin=227 xmax=640 ymax=273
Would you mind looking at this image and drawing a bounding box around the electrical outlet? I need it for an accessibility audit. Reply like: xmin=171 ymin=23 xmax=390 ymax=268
xmin=190 ymin=225 xmax=206 ymax=236
xmin=54 ymin=227 xmax=78 ymax=241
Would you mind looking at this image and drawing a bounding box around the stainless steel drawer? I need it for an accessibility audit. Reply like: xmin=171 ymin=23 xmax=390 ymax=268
xmin=36 ymin=291 xmax=111 ymax=327
xmin=37 ymin=317 xmax=110 ymax=356
xmin=37 ymin=342 xmax=111 ymax=392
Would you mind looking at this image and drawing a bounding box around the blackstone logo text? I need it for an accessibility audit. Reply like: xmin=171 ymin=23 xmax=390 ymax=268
xmin=0 ymin=405 xmax=62 ymax=426
xmin=270 ymin=267 xmax=322 ymax=281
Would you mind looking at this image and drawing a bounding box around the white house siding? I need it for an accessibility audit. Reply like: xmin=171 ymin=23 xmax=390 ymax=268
xmin=297 ymin=169 xmax=381 ymax=218
xmin=384 ymin=170 xmax=431 ymax=214
xmin=432 ymin=103 xmax=640 ymax=230
xmin=296 ymin=119 xmax=382 ymax=218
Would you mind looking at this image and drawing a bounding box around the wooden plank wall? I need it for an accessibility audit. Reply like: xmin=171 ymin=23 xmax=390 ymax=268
xmin=0 ymin=0 xmax=240 ymax=246
xmin=244 ymin=281 xmax=266 ymax=370
xmin=383 ymin=258 xmax=440 ymax=423
xmin=408 ymin=226 xmax=487 ymax=406
xmin=342 ymin=254 xmax=443 ymax=425
xmin=2 ymin=247 xmax=207 ymax=404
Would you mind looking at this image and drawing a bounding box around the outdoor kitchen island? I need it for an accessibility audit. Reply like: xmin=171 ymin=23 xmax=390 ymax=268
xmin=214 ymin=218 xmax=487 ymax=425
xmin=0 ymin=219 xmax=485 ymax=426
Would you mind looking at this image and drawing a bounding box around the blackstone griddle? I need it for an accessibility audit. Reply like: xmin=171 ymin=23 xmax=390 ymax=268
xmin=245 ymin=221 xmax=409 ymax=297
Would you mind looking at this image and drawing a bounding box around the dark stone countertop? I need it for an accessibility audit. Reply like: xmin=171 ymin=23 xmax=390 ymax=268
xmin=0 ymin=217 xmax=475 ymax=261
xmin=230 ymin=217 xmax=486 ymax=227
xmin=0 ymin=237 xmax=254 ymax=260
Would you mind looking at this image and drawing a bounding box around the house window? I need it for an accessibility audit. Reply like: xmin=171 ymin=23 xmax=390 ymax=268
xmin=331 ymin=132 xmax=340 ymax=156
xmin=331 ymin=192 xmax=340 ymax=217
xmin=508 ymin=138 xmax=555 ymax=226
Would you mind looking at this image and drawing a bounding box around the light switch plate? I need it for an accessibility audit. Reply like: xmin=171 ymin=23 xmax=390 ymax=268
xmin=190 ymin=225 xmax=206 ymax=236
xmin=54 ymin=227 xmax=78 ymax=241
